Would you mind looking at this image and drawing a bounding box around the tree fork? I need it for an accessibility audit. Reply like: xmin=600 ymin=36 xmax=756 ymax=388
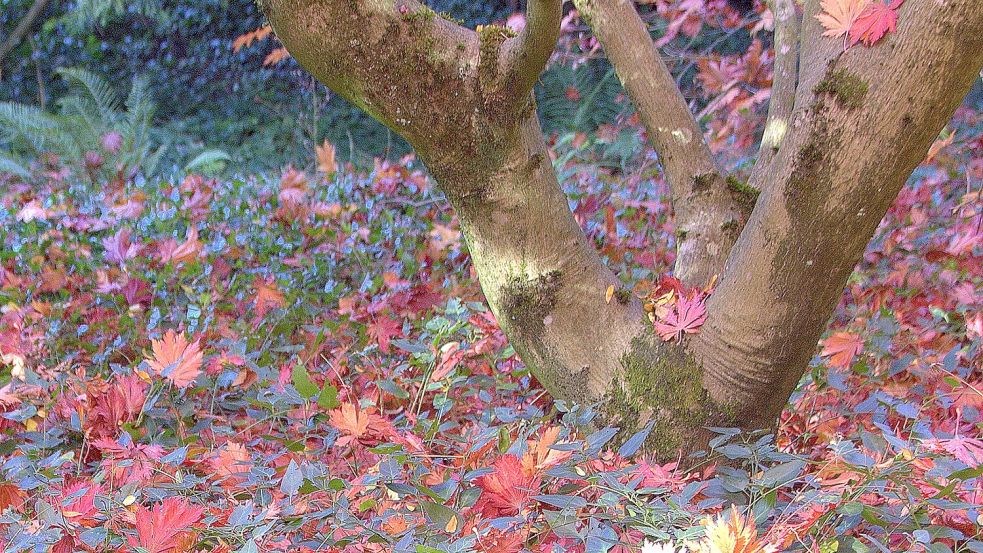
xmin=265 ymin=0 xmax=983 ymax=458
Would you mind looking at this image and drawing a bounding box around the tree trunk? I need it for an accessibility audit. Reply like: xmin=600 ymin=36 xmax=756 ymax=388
xmin=572 ymin=0 xmax=753 ymax=288
xmin=692 ymin=0 xmax=983 ymax=429
xmin=264 ymin=0 xmax=983 ymax=459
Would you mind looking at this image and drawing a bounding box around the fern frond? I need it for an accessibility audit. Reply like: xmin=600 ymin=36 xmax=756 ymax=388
xmin=0 ymin=102 xmax=62 ymax=152
xmin=0 ymin=150 xmax=31 ymax=179
xmin=184 ymin=149 xmax=231 ymax=173
xmin=56 ymin=67 xmax=122 ymax=124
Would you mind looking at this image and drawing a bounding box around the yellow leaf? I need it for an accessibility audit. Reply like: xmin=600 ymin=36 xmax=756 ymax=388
xmin=605 ymin=285 xmax=615 ymax=304
xmin=444 ymin=513 xmax=459 ymax=532
xmin=315 ymin=139 xmax=338 ymax=175
xmin=815 ymin=0 xmax=869 ymax=39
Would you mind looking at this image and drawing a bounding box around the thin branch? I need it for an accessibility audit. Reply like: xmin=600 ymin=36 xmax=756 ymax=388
xmin=575 ymin=0 xmax=719 ymax=189
xmin=499 ymin=0 xmax=564 ymax=102
xmin=573 ymin=0 xmax=752 ymax=286
xmin=0 ymin=0 xmax=52 ymax=69
xmin=756 ymin=0 xmax=801 ymax=174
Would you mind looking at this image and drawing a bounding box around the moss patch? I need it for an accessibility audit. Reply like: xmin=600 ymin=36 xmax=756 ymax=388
xmin=499 ymin=270 xmax=562 ymax=343
xmin=614 ymin=287 xmax=633 ymax=305
xmin=692 ymin=172 xmax=716 ymax=193
xmin=477 ymin=24 xmax=516 ymax=82
xmin=813 ymin=68 xmax=868 ymax=110
xmin=604 ymin=334 xmax=724 ymax=459
xmin=726 ymin=175 xmax=760 ymax=212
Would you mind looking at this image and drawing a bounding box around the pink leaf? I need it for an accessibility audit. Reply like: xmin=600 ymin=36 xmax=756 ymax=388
xmin=654 ymin=295 xmax=707 ymax=342
xmin=849 ymin=0 xmax=903 ymax=46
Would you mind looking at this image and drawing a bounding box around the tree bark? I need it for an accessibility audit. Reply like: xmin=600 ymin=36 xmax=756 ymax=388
xmin=265 ymin=0 xmax=983 ymax=458
xmin=692 ymin=0 xmax=983 ymax=430
xmin=572 ymin=0 xmax=754 ymax=288
xmin=0 ymin=0 xmax=51 ymax=71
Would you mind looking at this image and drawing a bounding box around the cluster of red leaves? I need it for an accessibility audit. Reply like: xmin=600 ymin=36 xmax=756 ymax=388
xmin=816 ymin=0 xmax=904 ymax=48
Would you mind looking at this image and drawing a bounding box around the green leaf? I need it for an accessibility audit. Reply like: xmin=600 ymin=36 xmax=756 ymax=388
xmin=291 ymin=364 xmax=319 ymax=399
xmin=317 ymin=385 xmax=340 ymax=409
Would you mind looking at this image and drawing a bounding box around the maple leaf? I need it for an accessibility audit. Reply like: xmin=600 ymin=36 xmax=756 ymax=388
xmin=315 ymin=139 xmax=338 ymax=175
xmin=691 ymin=509 xmax=773 ymax=553
xmin=127 ymin=497 xmax=204 ymax=553
xmin=849 ymin=0 xmax=903 ymax=47
xmin=158 ymin=227 xmax=203 ymax=265
xmin=146 ymin=330 xmax=204 ymax=388
xmin=521 ymin=426 xmax=572 ymax=475
xmin=102 ymin=227 xmax=141 ymax=265
xmin=0 ymin=482 xmax=26 ymax=513
xmin=820 ymin=331 xmax=864 ymax=369
xmin=939 ymin=435 xmax=983 ymax=468
xmin=212 ymin=442 xmax=253 ymax=487
xmin=231 ymin=25 xmax=272 ymax=52
xmin=815 ymin=0 xmax=869 ymax=39
xmin=264 ymin=47 xmax=291 ymax=66
xmin=367 ymin=315 xmax=402 ymax=353
xmin=328 ymin=403 xmax=392 ymax=447
xmin=473 ymin=455 xmax=542 ymax=517
xmin=654 ymin=294 xmax=707 ymax=342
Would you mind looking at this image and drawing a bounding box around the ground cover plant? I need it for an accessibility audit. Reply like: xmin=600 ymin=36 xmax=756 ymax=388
xmin=0 ymin=0 xmax=982 ymax=552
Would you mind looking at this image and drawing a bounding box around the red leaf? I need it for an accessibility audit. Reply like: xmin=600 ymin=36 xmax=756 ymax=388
xmin=367 ymin=315 xmax=402 ymax=353
xmin=940 ymin=435 xmax=983 ymax=468
xmin=849 ymin=0 xmax=903 ymax=46
xmin=654 ymin=294 xmax=707 ymax=342
xmin=128 ymin=497 xmax=203 ymax=553
xmin=820 ymin=331 xmax=864 ymax=369
xmin=474 ymin=455 xmax=541 ymax=517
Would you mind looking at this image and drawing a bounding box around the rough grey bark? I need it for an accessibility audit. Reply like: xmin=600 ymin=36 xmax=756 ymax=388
xmin=0 ymin=0 xmax=52 ymax=72
xmin=264 ymin=0 xmax=983 ymax=458
xmin=572 ymin=0 xmax=753 ymax=288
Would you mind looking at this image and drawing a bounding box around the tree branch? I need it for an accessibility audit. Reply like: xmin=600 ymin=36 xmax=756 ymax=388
xmin=573 ymin=0 xmax=753 ymax=286
xmin=691 ymin=0 xmax=983 ymax=430
xmin=263 ymin=0 xmax=478 ymax=162
xmin=755 ymin=0 xmax=801 ymax=177
xmin=0 ymin=0 xmax=52 ymax=70
xmin=498 ymin=0 xmax=563 ymax=103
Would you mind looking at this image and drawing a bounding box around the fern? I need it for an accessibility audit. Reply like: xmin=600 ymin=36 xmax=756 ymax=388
xmin=0 ymin=68 xmax=233 ymax=181
xmin=60 ymin=0 xmax=169 ymax=34
xmin=184 ymin=149 xmax=232 ymax=173
xmin=0 ymin=150 xmax=31 ymax=179
xmin=56 ymin=67 xmax=123 ymax=124
xmin=536 ymin=63 xmax=625 ymax=135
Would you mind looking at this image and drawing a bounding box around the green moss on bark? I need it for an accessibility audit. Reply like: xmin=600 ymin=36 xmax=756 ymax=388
xmin=604 ymin=334 xmax=725 ymax=459
xmin=726 ymin=175 xmax=760 ymax=212
xmin=814 ymin=68 xmax=868 ymax=110
xmin=499 ymin=270 xmax=562 ymax=343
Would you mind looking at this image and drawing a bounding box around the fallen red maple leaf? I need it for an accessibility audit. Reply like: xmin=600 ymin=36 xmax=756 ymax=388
xmin=820 ymin=331 xmax=864 ymax=369
xmin=654 ymin=294 xmax=707 ymax=342
xmin=474 ymin=455 xmax=542 ymax=517
xmin=367 ymin=315 xmax=402 ymax=353
xmin=127 ymin=497 xmax=204 ymax=553
xmin=849 ymin=0 xmax=903 ymax=46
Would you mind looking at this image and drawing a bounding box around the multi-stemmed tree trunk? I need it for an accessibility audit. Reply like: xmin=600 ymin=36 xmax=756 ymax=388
xmin=263 ymin=0 xmax=983 ymax=457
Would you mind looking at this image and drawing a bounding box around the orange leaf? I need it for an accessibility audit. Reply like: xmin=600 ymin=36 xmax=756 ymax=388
xmin=815 ymin=0 xmax=869 ymax=39
xmin=820 ymin=331 xmax=864 ymax=369
xmin=231 ymin=25 xmax=272 ymax=52
xmin=263 ymin=47 xmax=291 ymax=66
xmin=146 ymin=330 xmax=204 ymax=388
xmin=127 ymin=497 xmax=203 ymax=553
xmin=315 ymin=139 xmax=338 ymax=175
